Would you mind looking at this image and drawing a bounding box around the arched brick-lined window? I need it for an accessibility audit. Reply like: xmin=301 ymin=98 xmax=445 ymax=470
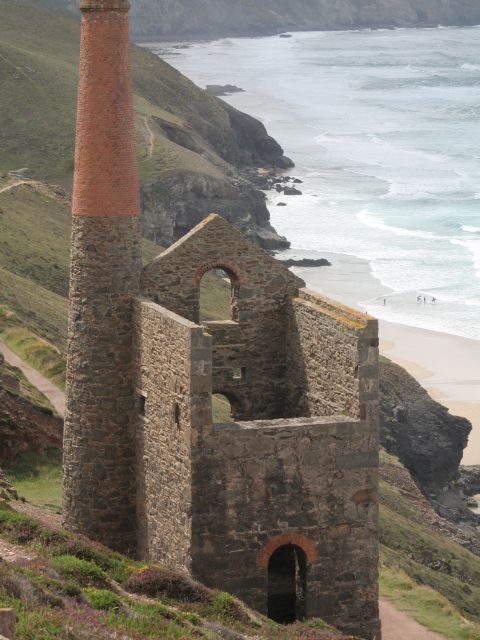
xmin=194 ymin=260 xmax=244 ymax=323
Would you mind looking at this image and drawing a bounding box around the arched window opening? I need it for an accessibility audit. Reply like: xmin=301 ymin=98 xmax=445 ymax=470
xmin=267 ymin=544 xmax=307 ymax=624
xmin=199 ymin=268 xmax=239 ymax=323
xmin=212 ymin=393 xmax=233 ymax=424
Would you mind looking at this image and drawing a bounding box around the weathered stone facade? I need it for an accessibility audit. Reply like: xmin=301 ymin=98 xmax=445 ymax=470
xmin=134 ymin=298 xmax=211 ymax=568
xmin=193 ymin=416 xmax=378 ymax=639
xmin=136 ymin=214 xmax=380 ymax=639
xmin=64 ymin=216 xmax=141 ymax=552
xmin=65 ymin=1 xmax=380 ymax=634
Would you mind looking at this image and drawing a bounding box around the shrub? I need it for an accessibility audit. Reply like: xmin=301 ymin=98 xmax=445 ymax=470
xmin=205 ymin=591 xmax=250 ymax=624
xmin=52 ymin=535 xmax=135 ymax=582
xmin=124 ymin=566 xmax=212 ymax=603
xmin=83 ymin=587 xmax=122 ymax=611
xmin=51 ymin=555 xmax=107 ymax=585
xmin=0 ymin=509 xmax=40 ymax=544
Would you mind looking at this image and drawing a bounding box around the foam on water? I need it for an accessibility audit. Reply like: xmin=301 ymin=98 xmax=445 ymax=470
xmin=357 ymin=210 xmax=446 ymax=240
xmin=152 ymin=27 xmax=480 ymax=341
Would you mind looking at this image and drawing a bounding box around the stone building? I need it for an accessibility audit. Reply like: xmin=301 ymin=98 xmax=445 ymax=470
xmin=63 ymin=1 xmax=380 ymax=639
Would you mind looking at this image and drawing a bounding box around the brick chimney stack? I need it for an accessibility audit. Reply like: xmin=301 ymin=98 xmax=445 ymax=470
xmin=63 ymin=0 xmax=141 ymax=552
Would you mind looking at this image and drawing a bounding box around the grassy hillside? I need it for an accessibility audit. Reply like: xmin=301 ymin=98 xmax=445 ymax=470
xmin=0 ymin=0 xmax=290 ymax=251
xmin=0 ymin=503 xmax=355 ymax=640
xmin=0 ymin=0 xmax=285 ymax=183
xmin=0 ymin=179 xmax=230 ymax=356
xmin=380 ymin=451 xmax=480 ymax=639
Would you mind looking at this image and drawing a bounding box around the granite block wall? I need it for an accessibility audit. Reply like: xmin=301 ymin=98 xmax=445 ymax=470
xmin=141 ymin=214 xmax=303 ymax=420
xmin=134 ymin=298 xmax=212 ymax=569
xmin=63 ymin=216 xmax=141 ymax=553
xmin=192 ymin=416 xmax=380 ymax=640
xmin=286 ymin=289 xmax=379 ymax=424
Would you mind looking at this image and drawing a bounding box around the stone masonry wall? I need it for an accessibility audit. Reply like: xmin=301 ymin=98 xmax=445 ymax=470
xmin=134 ymin=298 xmax=211 ymax=569
xmin=141 ymin=214 xmax=304 ymax=420
xmin=192 ymin=416 xmax=380 ymax=640
xmin=286 ymin=289 xmax=379 ymax=424
xmin=63 ymin=216 xmax=141 ymax=553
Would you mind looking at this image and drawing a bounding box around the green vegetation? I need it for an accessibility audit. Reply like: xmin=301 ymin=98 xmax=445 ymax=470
xmin=82 ymin=587 xmax=122 ymax=611
xmin=380 ymin=453 xmax=480 ymax=639
xmin=0 ymin=0 xmax=248 ymax=184
xmin=0 ymin=505 xmax=349 ymax=639
xmin=0 ymin=357 xmax=53 ymax=412
xmin=51 ymin=555 xmax=107 ymax=584
xmin=0 ymin=324 xmax=65 ymax=390
xmin=199 ymin=273 xmax=232 ymax=322
xmin=4 ymin=448 xmax=62 ymax=512
xmin=212 ymin=394 xmax=233 ymax=423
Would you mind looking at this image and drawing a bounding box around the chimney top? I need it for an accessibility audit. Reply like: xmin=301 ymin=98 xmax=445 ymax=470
xmin=80 ymin=0 xmax=130 ymax=11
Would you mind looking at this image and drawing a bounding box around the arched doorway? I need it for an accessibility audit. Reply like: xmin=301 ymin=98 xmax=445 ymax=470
xmin=267 ymin=544 xmax=307 ymax=624
xmin=196 ymin=262 xmax=241 ymax=323
xmin=212 ymin=393 xmax=233 ymax=423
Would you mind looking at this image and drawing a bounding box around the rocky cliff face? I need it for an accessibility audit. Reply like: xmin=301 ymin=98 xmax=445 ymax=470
xmin=380 ymin=356 xmax=471 ymax=492
xmin=41 ymin=0 xmax=480 ymax=38
xmin=379 ymin=356 xmax=479 ymax=526
xmin=118 ymin=0 xmax=480 ymax=38
xmin=141 ymin=172 xmax=288 ymax=249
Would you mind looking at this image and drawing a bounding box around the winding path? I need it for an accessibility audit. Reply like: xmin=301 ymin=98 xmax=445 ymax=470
xmin=0 ymin=340 xmax=65 ymax=417
xmin=0 ymin=180 xmax=28 ymax=195
xmin=380 ymin=599 xmax=444 ymax=640
xmin=142 ymin=116 xmax=155 ymax=158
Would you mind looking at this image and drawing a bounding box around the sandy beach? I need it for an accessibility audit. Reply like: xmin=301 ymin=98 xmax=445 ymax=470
xmin=291 ymin=253 xmax=480 ymax=465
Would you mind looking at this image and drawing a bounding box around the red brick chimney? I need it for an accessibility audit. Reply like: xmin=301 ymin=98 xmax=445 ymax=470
xmin=73 ymin=0 xmax=140 ymax=217
xmin=63 ymin=0 xmax=141 ymax=553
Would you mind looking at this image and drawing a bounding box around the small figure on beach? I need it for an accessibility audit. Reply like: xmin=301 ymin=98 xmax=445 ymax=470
xmin=423 ymin=296 xmax=426 ymax=304
xmin=383 ymin=298 xmax=386 ymax=306
xmin=417 ymin=295 xmax=422 ymax=303
xmin=432 ymin=296 xmax=436 ymax=303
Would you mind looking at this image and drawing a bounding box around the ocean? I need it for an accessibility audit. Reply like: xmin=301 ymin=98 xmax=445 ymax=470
xmin=147 ymin=27 xmax=480 ymax=341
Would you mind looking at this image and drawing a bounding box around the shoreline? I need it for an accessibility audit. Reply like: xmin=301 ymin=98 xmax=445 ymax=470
xmin=134 ymin=23 xmax=480 ymax=45
xmin=290 ymin=252 xmax=480 ymax=465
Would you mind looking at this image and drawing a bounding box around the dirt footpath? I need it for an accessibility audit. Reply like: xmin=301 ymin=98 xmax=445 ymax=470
xmin=0 ymin=340 xmax=65 ymax=417
xmin=380 ymin=599 xmax=445 ymax=640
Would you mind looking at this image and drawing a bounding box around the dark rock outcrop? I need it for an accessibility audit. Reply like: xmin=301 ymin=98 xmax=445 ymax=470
xmin=205 ymin=84 xmax=245 ymax=97
xmin=380 ymin=357 xmax=478 ymax=527
xmin=380 ymin=356 xmax=471 ymax=491
xmin=459 ymin=466 xmax=480 ymax=497
xmin=280 ymin=258 xmax=331 ymax=267
xmin=141 ymin=173 xmax=289 ymax=250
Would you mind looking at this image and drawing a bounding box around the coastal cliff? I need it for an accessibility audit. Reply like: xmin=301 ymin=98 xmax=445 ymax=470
xmin=379 ymin=356 xmax=479 ymax=531
xmin=0 ymin=0 xmax=291 ymax=250
xmin=44 ymin=0 xmax=480 ymax=38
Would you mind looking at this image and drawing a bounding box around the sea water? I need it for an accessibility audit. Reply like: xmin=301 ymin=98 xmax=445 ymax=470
xmin=147 ymin=27 xmax=480 ymax=340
